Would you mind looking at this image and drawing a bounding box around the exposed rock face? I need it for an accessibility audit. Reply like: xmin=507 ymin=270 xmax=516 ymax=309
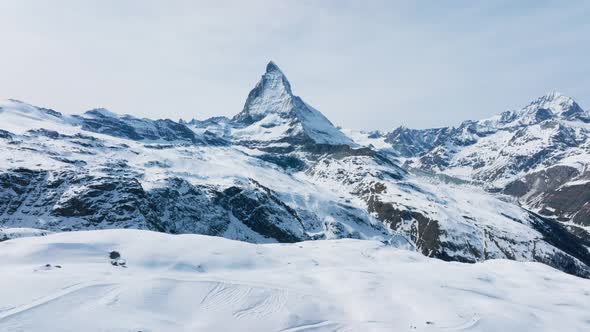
xmin=216 ymin=180 xmax=308 ymax=242
xmin=1 ymin=67 xmax=590 ymax=278
xmin=0 ymin=168 xmax=154 ymax=231
xmin=366 ymin=191 xmax=442 ymax=259
xmin=503 ymin=166 xmax=590 ymax=227
xmin=0 ymin=169 xmax=323 ymax=243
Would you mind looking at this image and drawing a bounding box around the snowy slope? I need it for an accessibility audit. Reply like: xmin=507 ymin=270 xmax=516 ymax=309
xmin=0 ymin=229 xmax=589 ymax=332
xmin=0 ymin=99 xmax=79 ymax=135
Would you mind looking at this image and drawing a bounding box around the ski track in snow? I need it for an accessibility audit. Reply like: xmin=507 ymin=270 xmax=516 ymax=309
xmin=279 ymin=320 xmax=342 ymax=331
xmin=0 ymin=283 xmax=116 ymax=321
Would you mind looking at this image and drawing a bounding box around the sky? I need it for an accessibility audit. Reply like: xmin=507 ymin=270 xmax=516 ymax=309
xmin=0 ymin=0 xmax=589 ymax=130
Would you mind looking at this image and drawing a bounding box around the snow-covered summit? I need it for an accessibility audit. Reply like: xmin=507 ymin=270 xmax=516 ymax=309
xmin=81 ymin=107 xmax=120 ymax=119
xmin=231 ymin=61 xmax=353 ymax=147
xmin=481 ymin=91 xmax=588 ymax=128
xmin=233 ymin=61 xmax=294 ymax=124
xmin=522 ymin=91 xmax=587 ymax=120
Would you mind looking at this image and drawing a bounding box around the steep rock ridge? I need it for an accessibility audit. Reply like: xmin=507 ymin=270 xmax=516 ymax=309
xmin=376 ymin=92 xmax=590 ymax=234
xmin=1 ymin=64 xmax=590 ymax=277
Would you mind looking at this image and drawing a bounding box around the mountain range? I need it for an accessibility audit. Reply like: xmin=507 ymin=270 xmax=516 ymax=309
xmin=1 ymin=62 xmax=589 ymax=278
xmin=363 ymin=91 xmax=590 ymax=238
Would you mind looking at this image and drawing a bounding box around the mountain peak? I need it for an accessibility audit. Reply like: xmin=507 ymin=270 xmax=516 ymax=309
xmin=231 ymin=62 xmax=353 ymax=146
xmin=233 ymin=62 xmax=294 ymax=124
xmin=523 ymin=91 xmax=585 ymax=120
xmin=84 ymin=108 xmax=119 ymax=118
xmin=530 ymin=90 xmax=571 ymax=106
xmin=543 ymin=90 xmax=563 ymax=99
xmin=473 ymin=91 xmax=587 ymax=128
xmin=266 ymin=61 xmax=282 ymax=74
xmin=261 ymin=61 xmax=292 ymax=94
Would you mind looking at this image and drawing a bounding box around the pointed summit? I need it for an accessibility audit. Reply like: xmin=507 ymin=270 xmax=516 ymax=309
xmin=233 ymin=61 xmax=294 ymax=124
xmin=231 ymin=62 xmax=353 ymax=147
xmin=265 ymin=61 xmax=282 ymax=74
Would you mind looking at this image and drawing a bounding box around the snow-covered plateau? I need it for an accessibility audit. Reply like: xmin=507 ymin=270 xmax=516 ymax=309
xmin=0 ymin=229 xmax=589 ymax=332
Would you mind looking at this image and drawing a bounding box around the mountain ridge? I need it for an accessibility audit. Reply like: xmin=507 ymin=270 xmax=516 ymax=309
xmin=1 ymin=63 xmax=589 ymax=278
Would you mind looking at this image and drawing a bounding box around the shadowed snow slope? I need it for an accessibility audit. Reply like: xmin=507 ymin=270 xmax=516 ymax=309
xmin=0 ymin=229 xmax=589 ymax=332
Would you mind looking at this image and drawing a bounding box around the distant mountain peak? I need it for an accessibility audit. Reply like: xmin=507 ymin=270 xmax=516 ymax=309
xmin=233 ymin=62 xmax=293 ymax=125
xmin=540 ymin=90 xmax=564 ymax=100
xmin=231 ymin=62 xmax=353 ymax=146
xmin=83 ymin=108 xmax=119 ymax=118
xmin=528 ymin=90 xmax=572 ymax=108
xmin=521 ymin=91 xmax=585 ymax=122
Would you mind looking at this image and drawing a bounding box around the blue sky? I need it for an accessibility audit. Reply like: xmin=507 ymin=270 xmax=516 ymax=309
xmin=0 ymin=0 xmax=588 ymax=130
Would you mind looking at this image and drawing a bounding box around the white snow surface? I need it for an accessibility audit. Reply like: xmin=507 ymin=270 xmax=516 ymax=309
xmin=0 ymin=99 xmax=79 ymax=135
xmin=0 ymin=229 xmax=589 ymax=332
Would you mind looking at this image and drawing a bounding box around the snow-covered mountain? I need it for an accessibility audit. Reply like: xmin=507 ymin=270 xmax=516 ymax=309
xmin=231 ymin=61 xmax=353 ymax=148
xmin=372 ymin=92 xmax=590 ymax=240
xmin=1 ymin=63 xmax=590 ymax=278
xmin=1 ymin=229 xmax=589 ymax=331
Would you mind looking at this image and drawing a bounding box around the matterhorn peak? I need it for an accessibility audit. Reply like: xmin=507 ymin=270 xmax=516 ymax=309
xmin=260 ymin=60 xmax=293 ymax=95
xmin=265 ymin=61 xmax=283 ymax=74
xmin=231 ymin=61 xmax=353 ymax=146
xmin=233 ymin=61 xmax=294 ymax=124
